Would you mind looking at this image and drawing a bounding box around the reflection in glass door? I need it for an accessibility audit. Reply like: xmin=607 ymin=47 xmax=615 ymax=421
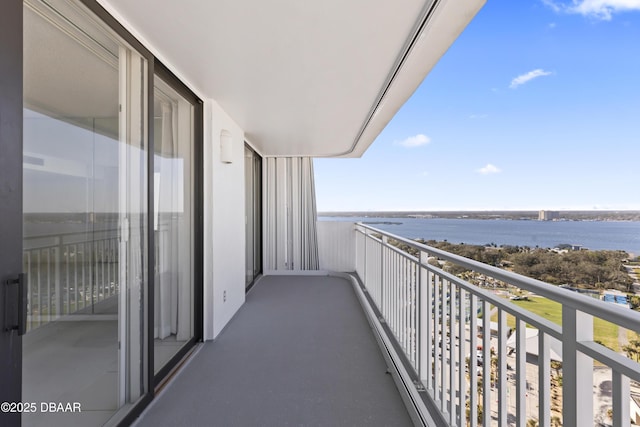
xmin=22 ymin=1 xmax=148 ymax=425
xmin=153 ymin=75 xmax=194 ymax=373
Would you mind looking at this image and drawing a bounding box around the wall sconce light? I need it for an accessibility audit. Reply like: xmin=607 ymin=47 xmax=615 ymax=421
xmin=220 ymin=129 xmax=233 ymax=163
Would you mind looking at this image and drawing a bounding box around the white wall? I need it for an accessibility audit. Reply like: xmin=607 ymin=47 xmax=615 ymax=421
xmin=203 ymin=99 xmax=246 ymax=340
xmin=317 ymin=221 xmax=356 ymax=272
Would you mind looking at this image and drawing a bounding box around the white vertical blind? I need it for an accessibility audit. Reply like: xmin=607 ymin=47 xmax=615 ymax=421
xmin=264 ymin=157 xmax=319 ymax=271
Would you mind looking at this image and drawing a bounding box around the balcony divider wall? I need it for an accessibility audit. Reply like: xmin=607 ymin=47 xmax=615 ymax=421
xmin=263 ymin=157 xmax=319 ymax=272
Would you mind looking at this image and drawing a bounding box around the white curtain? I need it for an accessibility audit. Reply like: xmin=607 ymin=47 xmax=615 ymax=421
xmin=154 ymin=100 xmax=191 ymax=341
xmin=264 ymin=157 xmax=319 ymax=271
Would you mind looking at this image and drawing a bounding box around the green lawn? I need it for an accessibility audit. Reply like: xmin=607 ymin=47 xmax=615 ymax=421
xmin=491 ymin=296 xmax=620 ymax=352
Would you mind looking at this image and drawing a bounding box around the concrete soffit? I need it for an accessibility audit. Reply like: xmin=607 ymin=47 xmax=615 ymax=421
xmin=96 ymin=0 xmax=486 ymax=158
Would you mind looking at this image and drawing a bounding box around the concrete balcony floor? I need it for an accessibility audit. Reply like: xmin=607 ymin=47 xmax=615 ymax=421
xmin=134 ymin=275 xmax=413 ymax=426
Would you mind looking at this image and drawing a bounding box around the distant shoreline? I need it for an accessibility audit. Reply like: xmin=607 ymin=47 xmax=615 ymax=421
xmin=318 ymin=210 xmax=640 ymax=222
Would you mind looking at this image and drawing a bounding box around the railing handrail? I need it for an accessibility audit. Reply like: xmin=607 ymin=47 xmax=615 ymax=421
xmin=356 ymin=222 xmax=640 ymax=334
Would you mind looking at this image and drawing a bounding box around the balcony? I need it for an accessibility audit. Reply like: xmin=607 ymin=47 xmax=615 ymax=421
xmin=24 ymin=223 xmax=640 ymax=426
xmin=135 ymin=222 xmax=640 ymax=427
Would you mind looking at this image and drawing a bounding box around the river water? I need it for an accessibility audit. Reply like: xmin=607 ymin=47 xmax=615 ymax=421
xmin=319 ymin=216 xmax=640 ymax=255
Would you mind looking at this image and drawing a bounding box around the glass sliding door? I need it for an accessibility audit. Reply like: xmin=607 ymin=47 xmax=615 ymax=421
xmin=153 ymin=73 xmax=195 ymax=374
xmin=22 ymin=0 xmax=148 ymax=425
xmin=245 ymin=145 xmax=262 ymax=288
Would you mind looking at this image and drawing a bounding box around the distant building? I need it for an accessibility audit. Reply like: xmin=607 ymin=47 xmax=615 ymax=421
xmin=538 ymin=210 xmax=560 ymax=221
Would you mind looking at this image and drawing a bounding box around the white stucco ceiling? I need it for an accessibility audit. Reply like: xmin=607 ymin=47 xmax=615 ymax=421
xmin=99 ymin=0 xmax=485 ymax=157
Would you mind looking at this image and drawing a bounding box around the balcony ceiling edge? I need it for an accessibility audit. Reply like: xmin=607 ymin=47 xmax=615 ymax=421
xmin=97 ymin=0 xmax=485 ymax=158
xmin=342 ymin=0 xmax=487 ymax=159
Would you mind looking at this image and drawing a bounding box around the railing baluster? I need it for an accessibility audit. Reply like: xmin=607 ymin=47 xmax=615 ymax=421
xmin=65 ymin=244 xmax=70 ymax=314
xmin=91 ymin=240 xmax=96 ymax=307
xmin=381 ymin=243 xmax=384 ymax=308
xmin=74 ymin=244 xmax=78 ymax=313
xmin=418 ymin=253 xmax=425 ymax=376
xmin=411 ymin=262 xmax=415 ymax=364
xmin=411 ymin=262 xmax=417 ymax=367
xmin=396 ymin=252 xmax=401 ymax=341
xmin=441 ymin=276 xmax=448 ymax=414
xmin=81 ymin=242 xmax=86 ymax=310
xmin=469 ymin=294 xmax=478 ymax=427
xmin=100 ymin=240 xmax=105 ymax=301
xmin=426 ymin=266 xmax=433 ymax=393
xmin=401 ymin=254 xmax=405 ymax=349
xmin=498 ymin=308 xmax=507 ymax=427
xmin=458 ymin=287 xmax=465 ymax=427
xmin=449 ymin=280 xmax=456 ymax=425
xmin=384 ymin=243 xmax=388 ymax=319
xmin=612 ymin=369 xmax=630 ymax=427
xmin=482 ymin=301 xmax=491 ymax=427
xmin=515 ymin=319 xmax=526 ymax=426
xmin=434 ymin=273 xmax=441 ymax=408
xmin=106 ymin=239 xmax=111 ymax=298
xmin=389 ymin=249 xmax=394 ymax=333
xmin=38 ymin=250 xmax=44 ymax=323
xmin=390 ymin=250 xmax=395 ymax=334
xmin=363 ymin=229 xmax=367 ymax=286
xmin=405 ymin=259 xmax=409 ymax=360
xmin=401 ymin=253 xmax=404 ymax=348
xmin=538 ymin=332 xmax=550 ymax=427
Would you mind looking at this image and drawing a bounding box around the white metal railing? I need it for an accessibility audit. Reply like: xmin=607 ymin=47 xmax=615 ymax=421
xmin=355 ymin=223 xmax=640 ymax=427
xmin=23 ymin=229 xmax=119 ymax=331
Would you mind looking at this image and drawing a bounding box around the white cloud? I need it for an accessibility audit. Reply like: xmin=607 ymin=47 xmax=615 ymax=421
xmin=477 ymin=164 xmax=501 ymax=175
xmin=548 ymin=22 xmax=557 ymax=28
xmin=509 ymin=69 xmax=552 ymax=89
xmin=395 ymin=134 xmax=431 ymax=148
xmin=543 ymin=0 xmax=640 ymax=20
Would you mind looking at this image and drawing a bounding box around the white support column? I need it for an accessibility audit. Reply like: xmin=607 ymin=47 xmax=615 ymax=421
xmin=419 ymin=252 xmax=429 ymax=385
xmin=469 ymin=295 xmax=478 ymax=427
xmin=515 ymin=319 xmax=526 ymax=426
xmin=459 ymin=288 xmax=466 ymax=427
xmin=482 ymin=301 xmax=491 ymax=427
xmin=498 ymin=309 xmax=507 ymax=427
xmin=538 ymin=332 xmax=550 ymax=427
xmin=449 ymin=284 xmax=456 ymax=425
xmin=562 ymin=308 xmax=593 ymax=427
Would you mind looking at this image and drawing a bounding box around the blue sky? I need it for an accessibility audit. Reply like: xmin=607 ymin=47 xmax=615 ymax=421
xmin=314 ymin=0 xmax=640 ymax=212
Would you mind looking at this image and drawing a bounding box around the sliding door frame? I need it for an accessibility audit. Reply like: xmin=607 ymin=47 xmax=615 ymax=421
xmin=76 ymin=3 xmax=156 ymax=424
xmin=83 ymin=0 xmax=204 ymax=404
xmin=0 ymin=2 xmax=23 ymax=426
xmin=151 ymin=61 xmax=204 ymax=388
xmin=245 ymin=144 xmax=263 ymax=291
xmin=0 ymin=0 xmax=204 ymax=424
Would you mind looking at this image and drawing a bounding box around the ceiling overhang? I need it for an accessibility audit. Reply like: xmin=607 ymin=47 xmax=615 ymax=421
xmin=99 ymin=0 xmax=485 ymax=157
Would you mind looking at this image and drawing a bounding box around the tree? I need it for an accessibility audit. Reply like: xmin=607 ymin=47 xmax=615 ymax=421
xmin=623 ymin=338 xmax=640 ymax=362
